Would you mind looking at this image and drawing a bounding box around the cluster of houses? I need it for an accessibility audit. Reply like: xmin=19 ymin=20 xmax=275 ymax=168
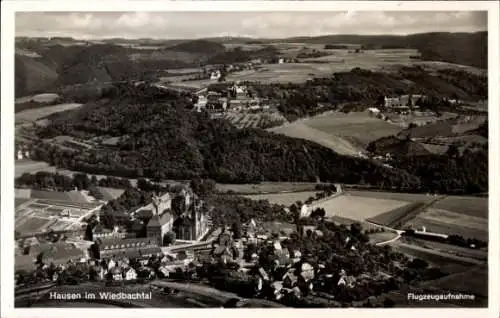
xmin=194 ymin=82 xmax=270 ymax=113
xmin=15 ymin=186 xmax=212 ymax=282
xmin=195 ymin=220 xmax=379 ymax=302
xmin=15 ymin=143 xmax=32 ymax=161
xmin=15 ymin=243 xmax=198 ymax=286
xmin=381 ymin=94 xmax=460 ymax=115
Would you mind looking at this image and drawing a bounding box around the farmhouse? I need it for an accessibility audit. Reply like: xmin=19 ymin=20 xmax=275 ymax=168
xmin=210 ymin=70 xmax=222 ymax=80
xmin=400 ymin=94 xmax=423 ymax=107
xmin=367 ymin=107 xmax=381 ymax=116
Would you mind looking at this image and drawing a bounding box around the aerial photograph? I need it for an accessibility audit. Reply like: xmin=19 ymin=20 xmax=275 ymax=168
xmin=12 ymin=10 xmax=488 ymax=308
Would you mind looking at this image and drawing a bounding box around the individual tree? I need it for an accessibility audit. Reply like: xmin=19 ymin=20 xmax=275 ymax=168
xmin=232 ymin=220 xmax=242 ymax=240
xmin=163 ymin=231 xmax=176 ymax=246
xmin=172 ymin=195 xmax=187 ymax=217
xmin=84 ymin=223 xmax=94 ymax=241
xmin=446 ymin=144 xmax=460 ymax=159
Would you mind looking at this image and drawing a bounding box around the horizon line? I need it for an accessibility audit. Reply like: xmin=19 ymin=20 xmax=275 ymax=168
xmin=15 ymin=30 xmax=488 ymax=42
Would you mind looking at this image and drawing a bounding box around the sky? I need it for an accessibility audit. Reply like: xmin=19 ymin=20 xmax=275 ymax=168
xmin=15 ymin=11 xmax=487 ymax=40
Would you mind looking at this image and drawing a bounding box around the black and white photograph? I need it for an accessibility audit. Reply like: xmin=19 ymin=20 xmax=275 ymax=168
xmin=1 ymin=1 xmax=499 ymax=316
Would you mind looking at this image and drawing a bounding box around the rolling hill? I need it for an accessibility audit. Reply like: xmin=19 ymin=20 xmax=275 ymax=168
xmin=15 ymin=55 xmax=58 ymax=97
xmin=279 ymin=32 xmax=488 ymax=69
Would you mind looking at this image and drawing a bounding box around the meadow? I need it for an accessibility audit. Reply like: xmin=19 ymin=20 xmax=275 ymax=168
xmin=15 ymin=103 xmax=83 ymax=124
xmin=367 ymin=201 xmax=427 ymax=228
xmin=216 ymin=182 xmax=320 ymax=194
xmin=222 ymin=48 xmax=420 ymax=84
xmin=269 ymin=111 xmax=402 ymax=156
xmin=15 ymin=216 xmax=56 ymax=234
xmin=244 ymin=191 xmax=318 ymax=206
xmin=346 ymin=190 xmax=432 ymax=202
xmin=419 ymin=266 xmax=488 ymax=298
xmin=433 ymin=196 xmax=488 ymax=219
xmin=269 ymin=121 xmax=362 ymax=156
xmin=404 ymin=208 xmax=488 ymax=241
xmin=15 ymin=160 xmax=53 ymax=178
xmin=310 ymin=194 xmax=409 ymax=222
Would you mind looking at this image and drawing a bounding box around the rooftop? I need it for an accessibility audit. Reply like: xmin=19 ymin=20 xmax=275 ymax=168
xmin=97 ymin=237 xmax=158 ymax=249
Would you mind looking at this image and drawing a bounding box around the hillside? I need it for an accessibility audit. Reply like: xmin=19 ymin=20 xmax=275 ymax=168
xmin=30 ymin=82 xmax=487 ymax=195
xmin=33 ymin=84 xmax=419 ymax=188
xmin=280 ymin=32 xmax=487 ymax=69
xmin=248 ymin=66 xmax=487 ymax=120
xmin=15 ymin=55 xmax=58 ymax=97
xmin=167 ymin=39 xmax=226 ymax=55
xmin=367 ymin=136 xmax=431 ymax=157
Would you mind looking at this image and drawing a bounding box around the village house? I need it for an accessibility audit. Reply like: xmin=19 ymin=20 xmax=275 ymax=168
xmin=124 ymin=267 xmax=137 ymax=281
xmin=111 ymin=267 xmax=123 ymax=281
xmin=384 ymin=96 xmax=402 ymax=108
xmin=210 ymin=70 xmax=222 ymax=80
xmin=282 ymin=269 xmax=298 ymax=288
xmin=367 ymin=107 xmax=381 ymax=116
xmin=400 ymin=94 xmax=423 ymax=107
xmin=338 ymin=269 xmax=357 ymax=288
xmin=270 ymin=281 xmax=284 ymax=300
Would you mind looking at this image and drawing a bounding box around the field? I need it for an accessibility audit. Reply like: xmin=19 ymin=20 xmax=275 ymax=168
xmin=15 ymin=93 xmax=59 ymax=104
xmin=368 ymin=231 xmax=400 ymax=244
xmin=216 ymin=182 xmax=320 ymax=194
xmin=310 ymin=194 xmax=409 ymax=222
xmin=268 ymin=111 xmax=402 ymax=156
xmin=301 ymin=48 xmax=419 ymax=65
xmin=404 ymin=208 xmax=488 ymax=241
xmin=391 ymin=241 xmax=484 ymax=267
xmin=95 ymin=187 xmax=126 ymax=201
xmin=222 ymin=49 xmax=421 ymax=84
xmin=269 ymin=121 xmax=362 ymax=156
xmin=419 ymin=266 xmax=488 ymax=298
xmin=419 ymin=135 xmax=488 ymax=155
xmin=346 ymin=190 xmax=433 ymax=202
xmin=15 ymin=198 xmax=31 ymax=208
xmin=367 ymin=201 xmax=430 ymax=228
xmin=29 ymin=189 xmax=90 ymax=203
xmin=433 ymin=196 xmax=488 ymax=219
xmin=216 ymin=111 xmax=287 ymax=129
xmin=404 ymin=238 xmax=487 ymax=262
xmin=49 ymin=219 xmax=78 ymax=231
xmin=244 ymin=191 xmax=318 ymax=206
xmin=15 ymin=216 xmax=56 ymax=234
xmin=15 ymin=160 xmax=52 ymax=178
xmin=15 ymin=103 xmax=83 ymax=124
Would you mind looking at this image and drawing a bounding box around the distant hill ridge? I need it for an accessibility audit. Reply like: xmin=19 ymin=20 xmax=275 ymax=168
xmin=15 ymin=32 xmax=487 ymax=97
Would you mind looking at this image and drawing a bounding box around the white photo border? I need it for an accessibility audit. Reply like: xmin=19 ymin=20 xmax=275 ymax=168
xmin=1 ymin=1 xmax=499 ymax=318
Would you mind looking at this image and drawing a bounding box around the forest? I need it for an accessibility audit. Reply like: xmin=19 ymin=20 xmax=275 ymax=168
xmin=30 ymin=70 xmax=488 ymax=195
xmin=32 ymin=83 xmax=421 ymax=188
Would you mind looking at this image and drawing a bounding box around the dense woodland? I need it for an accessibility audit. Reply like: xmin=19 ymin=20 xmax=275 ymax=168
xmin=30 ymin=76 xmax=488 ymax=195
xmin=33 ymin=106 xmax=418 ymax=187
